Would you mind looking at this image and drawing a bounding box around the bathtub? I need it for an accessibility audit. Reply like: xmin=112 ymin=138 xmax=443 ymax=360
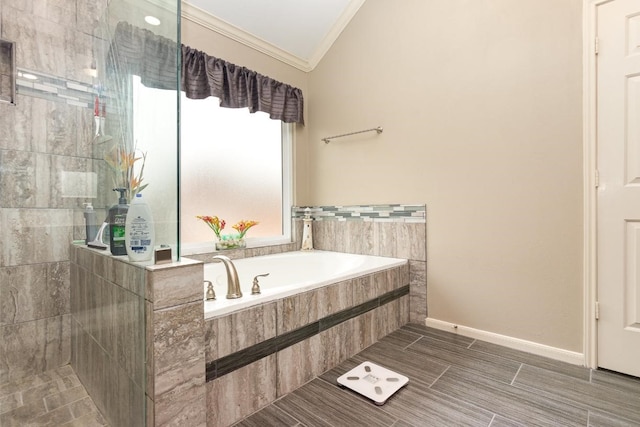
xmin=203 ymin=250 xmax=407 ymax=319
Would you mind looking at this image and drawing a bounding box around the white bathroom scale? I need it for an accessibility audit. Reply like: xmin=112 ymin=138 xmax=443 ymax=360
xmin=337 ymin=361 xmax=409 ymax=405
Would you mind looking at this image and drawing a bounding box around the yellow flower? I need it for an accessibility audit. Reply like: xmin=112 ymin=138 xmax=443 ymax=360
xmin=232 ymin=220 xmax=259 ymax=238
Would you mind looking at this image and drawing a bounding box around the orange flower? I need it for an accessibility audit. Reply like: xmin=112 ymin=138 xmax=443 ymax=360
xmin=232 ymin=220 xmax=259 ymax=238
xmin=197 ymin=215 xmax=225 ymax=238
xmin=105 ymin=145 xmax=147 ymax=201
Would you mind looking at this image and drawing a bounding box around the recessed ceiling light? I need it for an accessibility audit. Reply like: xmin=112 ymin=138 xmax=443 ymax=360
xmin=145 ymin=15 xmax=161 ymax=26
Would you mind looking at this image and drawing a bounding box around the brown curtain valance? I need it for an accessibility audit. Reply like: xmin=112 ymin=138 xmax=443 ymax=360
xmin=107 ymin=22 xmax=304 ymax=124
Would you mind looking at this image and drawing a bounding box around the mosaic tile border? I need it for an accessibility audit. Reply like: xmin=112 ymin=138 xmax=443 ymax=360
xmin=292 ymin=204 xmax=426 ymax=223
xmin=205 ymin=285 xmax=409 ymax=382
xmin=15 ymin=67 xmax=105 ymax=109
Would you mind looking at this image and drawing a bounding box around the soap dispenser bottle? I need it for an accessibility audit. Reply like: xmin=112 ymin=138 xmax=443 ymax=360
xmin=108 ymin=188 xmax=129 ymax=256
xmin=125 ymin=193 xmax=155 ymax=262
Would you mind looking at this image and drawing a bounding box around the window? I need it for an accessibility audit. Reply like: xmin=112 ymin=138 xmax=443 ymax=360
xmin=132 ymin=76 xmax=292 ymax=253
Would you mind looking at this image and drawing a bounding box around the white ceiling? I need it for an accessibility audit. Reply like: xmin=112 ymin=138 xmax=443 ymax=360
xmin=182 ymin=0 xmax=365 ymax=71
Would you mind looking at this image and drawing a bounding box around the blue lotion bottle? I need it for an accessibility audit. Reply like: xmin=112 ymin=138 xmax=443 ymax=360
xmin=108 ymin=188 xmax=128 ymax=256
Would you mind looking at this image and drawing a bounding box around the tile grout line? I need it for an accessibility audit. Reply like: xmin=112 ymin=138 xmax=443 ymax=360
xmin=269 ymin=382 xmax=327 ymax=427
xmin=509 ymin=366 xmax=640 ymax=425
xmin=51 ymin=393 xmax=93 ymax=416
xmin=510 ymin=363 xmax=524 ymax=386
xmin=429 ymin=365 xmax=451 ymax=388
xmin=467 ymin=338 xmax=477 ymax=349
xmin=402 ymin=335 xmax=423 ymax=350
xmin=487 ymin=413 xmax=497 ymax=426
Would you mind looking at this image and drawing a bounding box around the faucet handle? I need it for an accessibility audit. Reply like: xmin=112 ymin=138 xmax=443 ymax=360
xmin=204 ymin=280 xmax=216 ymax=300
xmin=251 ymin=273 xmax=269 ymax=295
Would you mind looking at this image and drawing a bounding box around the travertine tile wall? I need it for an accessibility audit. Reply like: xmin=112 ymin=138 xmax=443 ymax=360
xmin=206 ymin=298 xmax=409 ymax=426
xmin=71 ymin=245 xmax=208 ymax=427
xmin=0 ymin=0 xmax=107 ymax=385
xmin=204 ymin=264 xmax=410 ymax=426
xmin=145 ymin=258 xmax=207 ymax=427
xmin=294 ymin=204 xmax=428 ymax=322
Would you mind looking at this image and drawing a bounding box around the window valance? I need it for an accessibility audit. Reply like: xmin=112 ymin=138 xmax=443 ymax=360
xmin=107 ymin=22 xmax=304 ymax=124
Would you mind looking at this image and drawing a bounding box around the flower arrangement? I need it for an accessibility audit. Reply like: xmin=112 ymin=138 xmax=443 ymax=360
xmin=196 ymin=215 xmax=226 ymax=239
xmin=232 ymin=220 xmax=259 ymax=239
xmin=197 ymin=216 xmax=259 ymax=250
xmin=105 ymin=144 xmax=148 ymax=202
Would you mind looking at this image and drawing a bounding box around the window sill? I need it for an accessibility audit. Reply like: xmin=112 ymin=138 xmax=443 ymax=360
xmin=181 ymin=236 xmax=292 ymax=256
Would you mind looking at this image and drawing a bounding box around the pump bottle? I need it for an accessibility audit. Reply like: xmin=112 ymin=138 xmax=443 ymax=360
xmin=108 ymin=188 xmax=129 ymax=256
xmin=125 ymin=193 xmax=155 ymax=262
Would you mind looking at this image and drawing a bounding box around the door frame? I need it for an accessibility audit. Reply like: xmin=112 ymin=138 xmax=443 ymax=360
xmin=583 ymin=0 xmax=618 ymax=370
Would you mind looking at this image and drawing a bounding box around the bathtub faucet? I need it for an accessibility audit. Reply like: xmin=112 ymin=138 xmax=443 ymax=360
xmin=211 ymin=255 xmax=243 ymax=299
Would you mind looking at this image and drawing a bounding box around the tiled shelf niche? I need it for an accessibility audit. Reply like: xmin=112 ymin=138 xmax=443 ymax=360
xmin=0 ymin=38 xmax=16 ymax=105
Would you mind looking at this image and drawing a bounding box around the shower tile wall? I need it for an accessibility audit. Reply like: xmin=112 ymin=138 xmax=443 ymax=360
xmin=293 ymin=204 xmax=427 ymax=322
xmin=0 ymin=0 xmax=107 ymax=384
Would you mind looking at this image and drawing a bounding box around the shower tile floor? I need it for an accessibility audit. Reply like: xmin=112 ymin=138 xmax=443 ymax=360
xmin=0 ymin=364 xmax=107 ymax=427
xmin=236 ymin=323 xmax=640 ymax=427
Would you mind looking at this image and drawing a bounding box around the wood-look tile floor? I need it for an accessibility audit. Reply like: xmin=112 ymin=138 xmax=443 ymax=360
xmin=236 ymin=323 xmax=640 ymax=427
xmin=0 ymin=364 xmax=107 ymax=427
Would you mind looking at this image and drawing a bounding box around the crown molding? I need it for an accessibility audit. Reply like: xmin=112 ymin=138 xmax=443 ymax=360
xmin=307 ymin=0 xmax=365 ymax=69
xmin=181 ymin=2 xmax=312 ymax=71
xmin=181 ymin=0 xmax=365 ymax=72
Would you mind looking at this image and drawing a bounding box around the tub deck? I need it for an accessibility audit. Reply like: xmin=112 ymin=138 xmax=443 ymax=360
xmin=204 ymin=250 xmax=407 ymax=318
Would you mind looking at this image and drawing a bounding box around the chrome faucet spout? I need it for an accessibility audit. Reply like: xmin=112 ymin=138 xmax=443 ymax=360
xmin=211 ymin=255 xmax=242 ymax=299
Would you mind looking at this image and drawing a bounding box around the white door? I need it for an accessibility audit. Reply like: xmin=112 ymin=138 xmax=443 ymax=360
xmin=597 ymin=0 xmax=640 ymax=378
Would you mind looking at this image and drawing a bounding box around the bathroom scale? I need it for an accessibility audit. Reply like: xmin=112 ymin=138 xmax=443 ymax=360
xmin=337 ymin=361 xmax=409 ymax=405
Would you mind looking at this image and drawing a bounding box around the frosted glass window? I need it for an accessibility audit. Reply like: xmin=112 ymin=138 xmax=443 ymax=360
xmin=180 ymin=93 xmax=290 ymax=244
xmin=133 ymin=77 xmax=291 ymax=248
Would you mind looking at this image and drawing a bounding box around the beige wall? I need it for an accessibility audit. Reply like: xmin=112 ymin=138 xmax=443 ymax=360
xmin=307 ymin=0 xmax=584 ymax=352
xmin=181 ymin=18 xmax=311 ymax=204
xmin=181 ymin=0 xmax=584 ymax=353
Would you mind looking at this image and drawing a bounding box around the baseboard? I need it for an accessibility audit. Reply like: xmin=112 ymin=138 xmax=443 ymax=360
xmin=424 ymin=318 xmax=585 ymax=366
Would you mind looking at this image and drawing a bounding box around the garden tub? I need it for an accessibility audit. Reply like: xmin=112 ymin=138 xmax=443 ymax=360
xmin=203 ymin=250 xmax=407 ymax=319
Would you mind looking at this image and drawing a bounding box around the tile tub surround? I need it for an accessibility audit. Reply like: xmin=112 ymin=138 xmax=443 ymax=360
xmin=68 ymin=202 xmax=422 ymax=426
xmin=71 ymin=244 xmax=409 ymax=427
xmin=183 ymin=241 xmax=298 ymax=263
xmin=70 ymin=245 xmax=207 ymax=427
xmin=208 ymin=297 xmax=410 ymax=426
xmin=293 ymin=204 xmax=427 ymax=322
xmin=204 ymin=263 xmax=410 ymax=426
